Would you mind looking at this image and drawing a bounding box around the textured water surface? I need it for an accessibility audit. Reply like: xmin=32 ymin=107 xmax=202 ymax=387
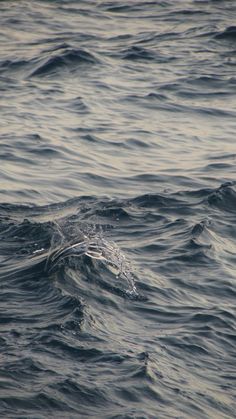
xmin=0 ymin=1 xmax=236 ymax=418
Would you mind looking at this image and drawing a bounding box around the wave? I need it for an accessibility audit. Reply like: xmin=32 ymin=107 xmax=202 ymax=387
xmin=1 ymin=181 xmax=235 ymax=296
xmin=29 ymin=45 xmax=99 ymax=77
xmin=121 ymin=45 xmax=158 ymax=61
xmin=99 ymin=1 xmax=158 ymax=13
xmin=0 ymin=200 xmax=137 ymax=299
xmin=0 ymin=43 xmax=99 ymax=78
xmin=207 ymin=182 xmax=236 ymax=213
xmin=215 ymin=26 xmax=236 ymax=40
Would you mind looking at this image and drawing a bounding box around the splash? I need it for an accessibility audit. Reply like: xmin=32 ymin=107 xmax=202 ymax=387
xmin=46 ymin=221 xmax=137 ymax=296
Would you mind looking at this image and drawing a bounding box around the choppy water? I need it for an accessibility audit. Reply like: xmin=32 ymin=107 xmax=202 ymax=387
xmin=1 ymin=1 xmax=236 ymax=418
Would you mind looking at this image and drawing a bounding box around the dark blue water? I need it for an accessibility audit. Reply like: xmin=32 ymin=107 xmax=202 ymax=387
xmin=1 ymin=1 xmax=236 ymax=418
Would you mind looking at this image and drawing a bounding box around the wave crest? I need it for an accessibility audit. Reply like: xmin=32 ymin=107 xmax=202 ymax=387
xmin=46 ymin=221 xmax=137 ymax=296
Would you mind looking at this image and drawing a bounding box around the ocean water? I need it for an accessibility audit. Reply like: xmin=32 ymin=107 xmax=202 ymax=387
xmin=0 ymin=1 xmax=236 ymax=418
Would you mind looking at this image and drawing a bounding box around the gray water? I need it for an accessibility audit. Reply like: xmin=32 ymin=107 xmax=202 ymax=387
xmin=0 ymin=1 xmax=236 ymax=418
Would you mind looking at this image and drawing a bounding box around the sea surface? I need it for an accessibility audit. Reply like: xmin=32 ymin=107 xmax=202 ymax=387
xmin=0 ymin=1 xmax=236 ymax=418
